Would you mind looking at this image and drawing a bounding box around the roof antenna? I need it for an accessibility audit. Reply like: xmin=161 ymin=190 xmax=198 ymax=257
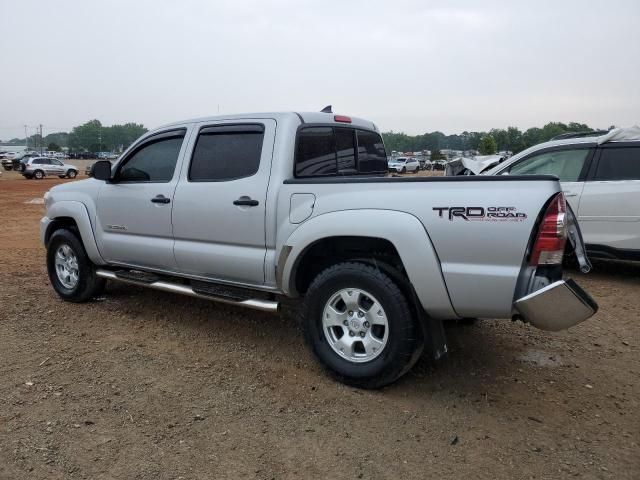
xmin=320 ymin=105 xmax=332 ymax=113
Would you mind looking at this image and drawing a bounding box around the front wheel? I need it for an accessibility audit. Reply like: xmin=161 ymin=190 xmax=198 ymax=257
xmin=47 ymin=229 xmax=105 ymax=302
xmin=401 ymin=167 xmax=406 ymax=174
xmin=67 ymin=169 xmax=77 ymax=179
xmin=301 ymin=262 xmax=423 ymax=389
xmin=3 ymin=166 xmax=11 ymax=171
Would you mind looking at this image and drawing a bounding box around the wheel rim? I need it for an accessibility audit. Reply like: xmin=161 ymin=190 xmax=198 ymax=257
xmin=69 ymin=170 xmax=76 ymax=178
xmin=54 ymin=244 xmax=79 ymax=289
xmin=322 ymin=288 xmax=389 ymax=363
xmin=35 ymin=171 xmax=43 ymax=179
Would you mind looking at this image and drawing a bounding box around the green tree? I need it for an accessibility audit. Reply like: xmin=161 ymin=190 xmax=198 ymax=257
xmin=47 ymin=143 xmax=61 ymax=151
xmin=478 ymin=135 xmax=497 ymax=155
xmin=431 ymin=149 xmax=445 ymax=161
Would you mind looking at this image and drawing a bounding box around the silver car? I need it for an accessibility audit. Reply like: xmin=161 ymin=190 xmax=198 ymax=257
xmin=21 ymin=157 xmax=79 ymax=180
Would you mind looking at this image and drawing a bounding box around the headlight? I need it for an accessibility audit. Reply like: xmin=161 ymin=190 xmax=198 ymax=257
xmin=44 ymin=191 xmax=52 ymax=210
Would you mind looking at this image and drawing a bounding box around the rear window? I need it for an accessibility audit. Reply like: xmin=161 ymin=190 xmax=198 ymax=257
xmin=357 ymin=130 xmax=388 ymax=173
xmin=295 ymin=127 xmax=386 ymax=177
xmin=594 ymin=147 xmax=640 ymax=181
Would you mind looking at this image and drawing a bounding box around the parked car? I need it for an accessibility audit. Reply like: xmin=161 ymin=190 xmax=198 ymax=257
xmin=484 ymin=127 xmax=640 ymax=261
xmin=388 ymin=156 xmax=420 ymax=173
xmin=21 ymin=157 xmax=79 ymax=179
xmin=40 ymin=111 xmax=597 ymax=388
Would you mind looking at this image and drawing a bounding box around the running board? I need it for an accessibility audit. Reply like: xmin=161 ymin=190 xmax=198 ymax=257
xmin=95 ymin=269 xmax=279 ymax=313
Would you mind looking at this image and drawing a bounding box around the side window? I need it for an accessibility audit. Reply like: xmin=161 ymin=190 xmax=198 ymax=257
xmin=508 ymin=149 xmax=591 ymax=182
xmin=118 ymin=132 xmax=185 ymax=183
xmin=594 ymin=147 xmax=640 ymax=181
xmin=295 ymin=127 xmax=337 ymax=177
xmin=51 ymin=159 xmax=62 ymax=166
xmin=357 ymin=130 xmax=387 ymax=173
xmin=189 ymin=124 xmax=265 ymax=182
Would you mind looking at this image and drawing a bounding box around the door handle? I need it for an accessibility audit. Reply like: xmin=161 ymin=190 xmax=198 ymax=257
xmin=151 ymin=195 xmax=171 ymax=204
xmin=233 ymin=197 xmax=259 ymax=207
xmin=564 ymin=192 xmax=578 ymax=197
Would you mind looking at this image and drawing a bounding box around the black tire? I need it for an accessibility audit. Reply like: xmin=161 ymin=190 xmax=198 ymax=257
xmin=46 ymin=229 xmax=105 ymax=302
xmin=67 ymin=169 xmax=77 ymax=179
xmin=301 ymin=262 xmax=423 ymax=389
xmin=401 ymin=167 xmax=406 ymax=174
xmin=33 ymin=169 xmax=44 ymax=179
xmin=58 ymin=175 xmax=66 ymax=179
xmin=3 ymin=166 xmax=11 ymax=171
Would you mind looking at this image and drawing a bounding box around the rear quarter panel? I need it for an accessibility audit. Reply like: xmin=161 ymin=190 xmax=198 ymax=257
xmin=276 ymin=177 xmax=559 ymax=318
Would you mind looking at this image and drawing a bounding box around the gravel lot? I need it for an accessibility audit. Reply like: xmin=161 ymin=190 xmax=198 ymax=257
xmin=0 ymin=171 xmax=638 ymax=479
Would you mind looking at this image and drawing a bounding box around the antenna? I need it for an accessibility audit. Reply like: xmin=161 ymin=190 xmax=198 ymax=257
xmin=320 ymin=105 xmax=332 ymax=113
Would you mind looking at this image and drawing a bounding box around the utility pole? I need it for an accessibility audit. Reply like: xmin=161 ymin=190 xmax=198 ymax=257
xmin=39 ymin=124 xmax=44 ymax=154
xmin=24 ymin=125 xmax=28 ymax=150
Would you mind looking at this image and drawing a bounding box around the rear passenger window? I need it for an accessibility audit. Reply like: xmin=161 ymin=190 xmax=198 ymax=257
xmin=594 ymin=147 xmax=640 ymax=181
xmin=190 ymin=124 xmax=264 ymax=182
xmin=295 ymin=127 xmax=387 ymax=177
xmin=357 ymin=130 xmax=388 ymax=173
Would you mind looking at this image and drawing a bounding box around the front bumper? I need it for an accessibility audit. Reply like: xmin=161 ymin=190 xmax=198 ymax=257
xmin=514 ymin=279 xmax=598 ymax=331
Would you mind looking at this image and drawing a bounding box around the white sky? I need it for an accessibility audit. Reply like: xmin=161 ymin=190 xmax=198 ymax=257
xmin=1 ymin=0 xmax=639 ymax=140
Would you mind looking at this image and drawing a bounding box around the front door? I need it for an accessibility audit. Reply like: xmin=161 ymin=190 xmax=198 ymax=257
xmin=49 ymin=158 xmax=65 ymax=176
xmin=95 ymin=128 xmax=189 ymax=270
xmin=505 ymin=147 xmax=594 ymax=213
xmin=171 ymin=120 xmax=275 ymax=286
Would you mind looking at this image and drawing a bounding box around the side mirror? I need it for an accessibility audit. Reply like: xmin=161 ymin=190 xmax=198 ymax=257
xmin=92 ymin=160 xmax=113 ymax=181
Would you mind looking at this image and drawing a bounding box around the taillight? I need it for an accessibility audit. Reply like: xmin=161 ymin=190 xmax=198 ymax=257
xmin=530 ymin=193 xmax=567 ymax=266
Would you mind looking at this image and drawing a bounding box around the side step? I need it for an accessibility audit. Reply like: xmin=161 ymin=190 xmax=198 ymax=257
xmin=95 ymin=269 xmax=279 ymax=313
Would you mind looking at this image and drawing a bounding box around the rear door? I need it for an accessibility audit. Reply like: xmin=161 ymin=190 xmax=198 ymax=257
xmin=171 ymin=120 xmax=275 ymax=285
xmin=505 ymin=146 xmax=594 ymax=213
xmin=578 ymin=144 xmax=640 ymax=251
xmin=95 ymin=128 xmax=189 ymax=270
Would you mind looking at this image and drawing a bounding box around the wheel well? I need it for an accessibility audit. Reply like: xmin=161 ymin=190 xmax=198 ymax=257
xmin=45 ymin=217 xmax=79 ymax=245
xmin=293 ymin=236 xmax=407 ymax=295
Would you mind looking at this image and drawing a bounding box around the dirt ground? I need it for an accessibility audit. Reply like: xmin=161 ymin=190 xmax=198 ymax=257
xmin=0 ymin=170 xmax=638 ymax=479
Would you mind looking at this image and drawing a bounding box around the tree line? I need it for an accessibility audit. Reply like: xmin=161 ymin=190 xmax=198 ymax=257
xmin=382 ymin=121 xmax=609 ymax=156
xmin=2 ymin=120 xmax=148 ymax=153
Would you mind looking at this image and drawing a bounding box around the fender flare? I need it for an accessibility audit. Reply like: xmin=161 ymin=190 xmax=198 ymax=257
xmin=42 ymin=201 xmax=105 ymax=265
xmin=279 ymin=209 xmax=458 ymax=319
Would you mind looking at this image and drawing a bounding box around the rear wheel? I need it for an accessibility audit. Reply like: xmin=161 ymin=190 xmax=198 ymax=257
xmin=33 ymin=170 xmax=44 ymax=179
xmin=67 ymin=169 xmax=77 ymax=179
xmin=47 ymin=229 xmax=105 ymax=302
xmin=301 ymin=262 xmax=423 ymax=389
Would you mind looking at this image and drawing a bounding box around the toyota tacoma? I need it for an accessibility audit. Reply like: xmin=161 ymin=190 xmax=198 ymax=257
xmin=40 ymin=110 xmax=598 ymax=388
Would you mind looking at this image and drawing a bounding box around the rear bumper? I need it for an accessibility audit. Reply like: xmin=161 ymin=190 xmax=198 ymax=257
xmin=514 ymin=279 xmax=598 ymax=331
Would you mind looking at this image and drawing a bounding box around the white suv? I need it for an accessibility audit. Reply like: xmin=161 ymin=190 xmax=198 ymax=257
xmin=21 ymin=157 xmax=79 ymax=180
xmin=486 ymin=128 xmax=640 ymax=261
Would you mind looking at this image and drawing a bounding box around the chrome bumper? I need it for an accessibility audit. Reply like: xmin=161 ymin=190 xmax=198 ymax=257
xmin=514 ymin=279 xmax=598 ymax=331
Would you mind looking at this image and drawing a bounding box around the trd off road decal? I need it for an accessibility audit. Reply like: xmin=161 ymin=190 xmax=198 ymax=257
xmin=433 ymin=206 xmax=527 ymax=222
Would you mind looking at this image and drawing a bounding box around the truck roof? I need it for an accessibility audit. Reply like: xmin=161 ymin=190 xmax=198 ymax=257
xmin=156 ymin=112 xmax=379 ymax=133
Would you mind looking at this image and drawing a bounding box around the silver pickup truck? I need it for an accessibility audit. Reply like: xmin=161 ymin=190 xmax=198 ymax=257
xmin=40 ymin=111 xmax=598 ymax=388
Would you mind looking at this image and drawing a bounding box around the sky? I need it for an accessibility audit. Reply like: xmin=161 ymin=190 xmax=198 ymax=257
xmin=1 ymin=0 xmax=639 ymax=140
